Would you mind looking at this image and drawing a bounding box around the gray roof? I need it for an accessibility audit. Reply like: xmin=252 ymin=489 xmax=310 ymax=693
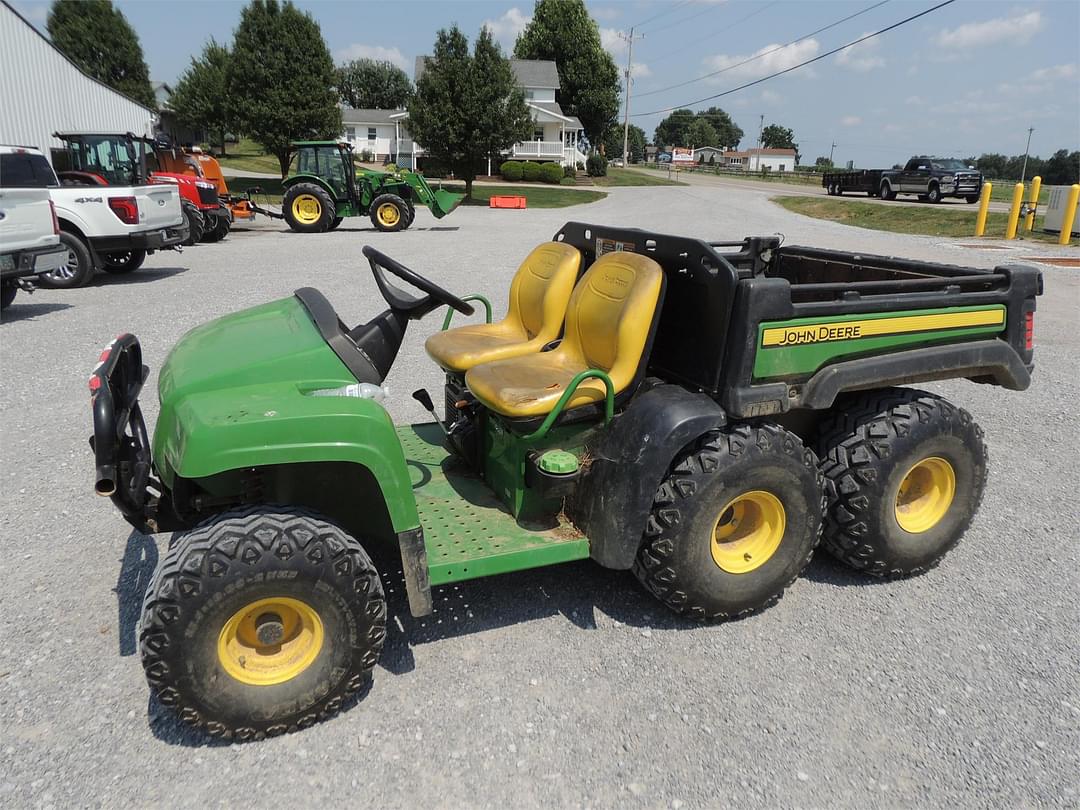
xmin=527 ymin=100 xmax=568 ymax=119
xmin=341 ymin=108 xmax=407 ymax=125
xmin=415 ymin=56 xmax=559 ymax=89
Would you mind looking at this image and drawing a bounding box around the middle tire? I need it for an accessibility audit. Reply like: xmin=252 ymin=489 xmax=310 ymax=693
xmin=634 ymin=423 xmax=825 ymax=621
xmin=370 ymin=193 xmax=408 ymax=232
xmin=283 ymin=183 xmax=335 ymax=233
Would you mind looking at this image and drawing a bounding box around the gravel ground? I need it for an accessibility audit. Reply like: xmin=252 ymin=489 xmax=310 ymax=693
xmin=1 ymin=185 xmax=1077 ymax=809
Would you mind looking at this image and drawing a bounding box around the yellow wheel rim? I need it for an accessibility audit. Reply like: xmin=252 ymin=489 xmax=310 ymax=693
xmin=895 ymin=456 xmax=956 ymax=533
xmin=711 ymin=490 xmax=786 ymax=574
xmin=376 ymin=202 xmax=400 ymax=227
xmin=217 ymin=597 xmax=324 ymax=686
xmin=291 ymin=194 xmax=322 ymax=225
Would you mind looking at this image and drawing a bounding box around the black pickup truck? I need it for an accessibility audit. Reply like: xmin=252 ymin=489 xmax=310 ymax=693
xmin=823 ymin=157 xmax=983 ymax=204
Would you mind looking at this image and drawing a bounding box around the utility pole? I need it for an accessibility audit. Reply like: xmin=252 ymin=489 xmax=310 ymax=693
xmin=620 ymin=27 xmax=644 ymax=166
xmin=829 ymin=140 xmax=837 ymax=165
xmin=1020 ymin=126 xmax=1034 ymax=183
xmin=757 ymin=114 xmax=764 ymax=147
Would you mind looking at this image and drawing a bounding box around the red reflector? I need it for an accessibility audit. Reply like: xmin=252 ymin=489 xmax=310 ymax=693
xmin=99 ymin=347 xmax=111 ymax=363
xmin=1024 ymin=311 xmax=1034 ymax=351
xmin=108 ymin=196 xmax=139 ymax=225
xmin=89 ymin=375 xmax=102 ymax=392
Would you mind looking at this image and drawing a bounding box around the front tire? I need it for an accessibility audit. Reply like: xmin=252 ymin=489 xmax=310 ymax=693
xmin=181 ymin=200 xmax=205 ymax=246
xmin=101 ymin=249 xmax=146 ymax=274
xmin=39 ymin=231 xmax=93 ymax=288
xmin=634 ymin=424 xmax=825 ymax=621
xmin=139 ymin=506 xmax=387 ymax=740
xmin=815 ymin=388 xmax=987 ymax=577
xmin=926 ymin=183 xmax=942 ymax=204
xmin=283 ymin=183 xmax=335 ymax=233
xmin=965 ymin=195 xmax=980 ymax=204
xmin=370 ymin=193 xmax=408 ymax=232
xmin=201 ymin=212 xmax=231 ymax=242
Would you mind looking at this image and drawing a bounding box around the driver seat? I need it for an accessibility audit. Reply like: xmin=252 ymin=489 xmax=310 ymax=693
xmin=424 ymin=242 xmax=582 ymax=373
xmin=465 ymin=251 xmax=664 ymax=419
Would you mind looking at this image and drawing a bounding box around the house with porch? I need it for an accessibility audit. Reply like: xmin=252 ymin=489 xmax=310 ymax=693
xmin=721 ymin=147 xmax=797 ymax=172
xmin=341 ymin=108 xmax=413 ymax=166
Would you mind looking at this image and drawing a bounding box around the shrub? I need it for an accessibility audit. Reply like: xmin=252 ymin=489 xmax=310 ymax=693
xmin=500 ymin=161 xmax=523 ymax=181
xmin=586 ymin=154 xmax=607 ymax=177
xmin=540 ymin=163 xmax=564 ymax=184
xmin=576 ymin=161 xmax=585 ymax=171
xmin=559 ymin=176 xmax=577 ymax=186
xmin=360 ymin=148 xmax=373 ymax=162
xmin=521 ymin=161 xmax=542 ymax=181
xmin=563 ymin=165 xmax=576 ymax=178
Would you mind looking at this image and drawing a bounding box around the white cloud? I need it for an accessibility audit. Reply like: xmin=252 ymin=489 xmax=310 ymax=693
xmin=905 ymin=95 xmax=922 ymax=105
xmin=601 ymin=28 xmax=650 ymax=78
xmin=936 ymin=11 xmax=1043 ymax=49
xmin=835 ymin=34 xmax=885 ymax=72
xmin=591 ymin=6 xmax=620 ymax=21
xmin=760 ymin=89 xmax=783 ymax=105
xmin=631 ymin=63 xmax=652 ymax=79
xmin=483 ymin=8 xmax=531 ymax=50
xmin=841 ymin=116 xmax=861 ymax=127
xmin=703 ymin=39 xmax=820 ymax=82
xmin=998 ymin=64 xmax=1077 ymax=96
xmin=334 ymin=44 xmax=408 ymax=71
xmin=1029 ymin=63 xmax=1077 ymax=82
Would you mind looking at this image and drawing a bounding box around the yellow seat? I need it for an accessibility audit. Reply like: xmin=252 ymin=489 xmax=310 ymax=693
xmin=424 ymin=242 xmax=582 ymax=373
xmin=465 ymin=252 xmax=664 ymax=419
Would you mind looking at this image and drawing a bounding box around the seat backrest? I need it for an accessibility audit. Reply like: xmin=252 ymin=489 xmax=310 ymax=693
xmin=558 ymin=252 xmax=664 ymax=392
xmin=504 ymin=242 xmax=582 ymax=341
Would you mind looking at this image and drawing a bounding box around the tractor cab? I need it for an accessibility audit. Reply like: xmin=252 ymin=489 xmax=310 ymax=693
xmin=51 ymin=131 xmax=146 ymax=186
xmin=288 ymin=141 xmax=356 ymax=203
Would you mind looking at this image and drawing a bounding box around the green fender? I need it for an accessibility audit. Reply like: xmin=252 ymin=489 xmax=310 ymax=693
xmin=282 ymin=173 xmax=338 ymax=198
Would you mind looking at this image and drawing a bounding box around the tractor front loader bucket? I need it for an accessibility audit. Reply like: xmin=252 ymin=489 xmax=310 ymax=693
xmin=430 ymin=188 xmax=465 ymax=219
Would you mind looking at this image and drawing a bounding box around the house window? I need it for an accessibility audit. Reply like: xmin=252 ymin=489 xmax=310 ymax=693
xmin=524 ymin=89 xmax=535 ymax=99
xmin=367 ymin=127 xmax=377 ymax=142
xmin=346 ymin=127 xmax=355 ymax=141
xmin=533 ymin=129 xmax=544 ymax=141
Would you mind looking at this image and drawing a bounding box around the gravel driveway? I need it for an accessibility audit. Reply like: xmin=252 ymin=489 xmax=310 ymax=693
xmin=2 ymin=184 xmax=1077 ymax=808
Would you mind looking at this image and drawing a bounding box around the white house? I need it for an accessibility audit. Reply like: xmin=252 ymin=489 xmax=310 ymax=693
xmin=341 ymin=108 xmax=412 ymax=165
xmin=721 ymin=147 xmax=797 ymax=172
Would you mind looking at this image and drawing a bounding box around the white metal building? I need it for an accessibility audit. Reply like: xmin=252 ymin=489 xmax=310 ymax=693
xmin=0 ymin=1 xmax=155 ymax=157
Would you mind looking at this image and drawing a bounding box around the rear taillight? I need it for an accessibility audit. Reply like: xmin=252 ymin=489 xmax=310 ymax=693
xmin=49 ymin=199 xmax=59 ymax=235
xmin=1024 ymin=311 xmax=1034 ymax=351
xmin=108 ymin=196 xmax=139 ymax=225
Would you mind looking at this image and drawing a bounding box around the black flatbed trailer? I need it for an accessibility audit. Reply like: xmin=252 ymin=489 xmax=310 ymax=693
xmin=820 ymin=169 xmax=883 ymax=196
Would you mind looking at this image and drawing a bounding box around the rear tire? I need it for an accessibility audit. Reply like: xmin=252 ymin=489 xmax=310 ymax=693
xmin=283 ymin=183 xmax=335 ymax=233
xmin=328 ymin=217 xmax=343 ymax=231
xmin=880 ymin=180 xmax=897 ymax=201
xmin=370 ymin=193 xmax=408 ymax=232
xmin=634 ymin=424 xmax=825 ymax=621
xmin=139 ymin=506 xmax=386 ymax=740
xmin=182 ymin=201 xmax=204 ymax=246
xmin=201 ymin=213 xmax=231 ymax=242
xmin=815 ymin=388 xmax=987 ymax=577
xmin=101 ymin=249 xmax=146 ymax=274
xmin=39 ymin=231 xmax=93 ymax=288
xmin=1 ymin=284 xmax=17 ymax=309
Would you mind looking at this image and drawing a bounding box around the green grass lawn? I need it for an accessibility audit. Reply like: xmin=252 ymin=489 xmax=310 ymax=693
xmin=443 ymin=184 xmax=606 ymax=208
xmin=986 ymin=181 xmax=1049 ymax=206
xmin=592 ymin=167 xmax=685 ymax=187
xmin=773 ymin=195 xmax=1059 ymax=242
xmin=215 ymin=138 xmax=284 ymax=175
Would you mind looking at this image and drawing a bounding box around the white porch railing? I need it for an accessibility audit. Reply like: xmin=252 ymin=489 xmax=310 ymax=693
xmin=510 ymin=141 xmax=565 ymax=158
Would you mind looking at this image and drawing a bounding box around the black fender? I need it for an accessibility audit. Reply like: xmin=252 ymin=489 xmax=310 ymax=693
xmin=575 ymin=384 xmax=726 ymax=569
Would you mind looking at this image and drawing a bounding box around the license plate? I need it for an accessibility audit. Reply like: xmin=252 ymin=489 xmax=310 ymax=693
xmin=0 ymin=254 xmax=14 ymax=272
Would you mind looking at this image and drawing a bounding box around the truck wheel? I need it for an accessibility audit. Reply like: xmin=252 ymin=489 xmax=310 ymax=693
xmin=815 ymin=388 xmax=987 ymax=577
xmin=283 ymin=183 xmax=334 ymax=233
xmin=139 ymin=505 xmax=387 ymax=740
xmin=926 ymin=183 xmax=942 ymax=204
xmin=201 ymin=213 xmax=231 ymax=243
xmin=880 ymin=180 xmax=897 ymax=201
xmin=39 ymin=231 xmax=93 ymax=288
xmin=1 ymin=284 xmax=17 ymax=310
xmin=633 ymin=424 xmax=825 ymax=621
xmin=101 ymin=249 xmax=146 ymax=274
xmin=370 ymin=194 xmax=408 ymax=232
xmin=965 ymin=195 xmax=979 ymax=204
xmin=182 ymin=201 xmax=205 ymax=246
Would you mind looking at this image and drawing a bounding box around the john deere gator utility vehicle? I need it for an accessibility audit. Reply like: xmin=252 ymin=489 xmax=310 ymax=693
xmin=269 ymin=141 xmax=462 ymax=233
xmin=90 ymin=222 xmax=1041 ymax=739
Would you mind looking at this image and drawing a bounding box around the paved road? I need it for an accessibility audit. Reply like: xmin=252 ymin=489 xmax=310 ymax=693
xmin=1 ymin=186 xmax=1076 ymax=808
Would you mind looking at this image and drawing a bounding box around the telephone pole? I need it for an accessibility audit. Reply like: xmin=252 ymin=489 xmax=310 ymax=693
xmin=829 ymin=140 xmax=837 ymax=165
xmin=620 ymin=27 xmax=644 ymax=166
xmin=1020 ymin=126 xmax=1034 ymax=183
xmin=757 ymin=114 xmax=764 ymax=147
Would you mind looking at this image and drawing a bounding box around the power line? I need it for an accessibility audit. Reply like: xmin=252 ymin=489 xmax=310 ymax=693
xmin=636 ymin=0 xmax=891 ymax=99
xmin=633 ymin=0 xmax=957 ymax=117
xmin=637 ymin=1 xmax=724 ymax=37
xmin=632 ymin=0 xmax=693 ymax=32
xmin=648 ymin=3 xmax=780 ymax=66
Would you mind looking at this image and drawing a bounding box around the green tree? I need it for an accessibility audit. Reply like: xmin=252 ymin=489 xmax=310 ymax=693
xmin=974 ymin=153 xmax=1007 ymax=178
xmin=337 ymin=59 xmax=413 ymax=109
xmin=47 ymin=0 xmax=155 ymax=108
xmin=697 ymin=107 xmax=742 ymax=148
xmin=686 ymin=118 xmax=718 ymax=149
xmin=410 ymin=26 xmax=533 ymax=199
xmin=1043 ymin=149 xmax=1080 ymax=185
xmin=513 ymin=0 xmax=620 ymax=146
xmin=169 ymin=39 xmax=232 ymax=153
xmin=654 ymin=109 xmax=696 ymax=148
xmin=761 ymin=123 xmax=799 ymax=163
xmin=603 ymin=124 xmax=645 ymax=163
xmin=814 ymin=156 xmax=833 ymax=169
xmin=227 ymin=0 xmax=341 ymax=176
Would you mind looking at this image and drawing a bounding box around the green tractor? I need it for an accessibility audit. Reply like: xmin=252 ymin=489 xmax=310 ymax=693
xmin=277 ymin=141 xmax=463 ymax=233
xmin=90 ymin=222 xmax=1040 ymax=740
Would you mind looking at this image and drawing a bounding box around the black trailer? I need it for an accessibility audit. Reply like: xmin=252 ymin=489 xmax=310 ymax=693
xmin=822 ymin=169 xmax=883 ymax=196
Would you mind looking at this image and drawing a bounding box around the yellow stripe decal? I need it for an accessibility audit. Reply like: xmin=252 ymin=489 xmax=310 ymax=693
xmin=761 ymin=308 xmax=1005 ymax=348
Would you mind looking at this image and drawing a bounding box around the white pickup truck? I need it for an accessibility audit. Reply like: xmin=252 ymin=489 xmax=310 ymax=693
xmin=0 ymin=145 xmax=188 ymax=288
xmin=0 ymin=181 xmax=67 ymax=310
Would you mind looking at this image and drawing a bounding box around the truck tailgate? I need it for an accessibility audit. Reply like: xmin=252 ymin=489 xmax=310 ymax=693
xmin=0 ymin=188 xmax=59 ymax=254
xmin=136 ymin=185 xmax=183 ymax=230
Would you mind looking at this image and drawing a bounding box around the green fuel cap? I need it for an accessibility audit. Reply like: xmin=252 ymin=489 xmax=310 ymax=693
xmin=538 ymin=449 xmax=579 ymax=475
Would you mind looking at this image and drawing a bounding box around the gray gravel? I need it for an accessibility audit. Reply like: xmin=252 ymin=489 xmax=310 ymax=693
xmin=1 ymin=185 xmax=1077 ymax=809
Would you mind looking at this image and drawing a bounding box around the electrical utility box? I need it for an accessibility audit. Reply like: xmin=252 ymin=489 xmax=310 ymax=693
xmin=1043 ymin=185 xmax=1080 ymax=236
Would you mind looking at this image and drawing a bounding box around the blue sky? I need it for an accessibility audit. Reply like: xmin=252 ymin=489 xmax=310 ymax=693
xmin=12 ymin=0 xmax=1079 ymax=166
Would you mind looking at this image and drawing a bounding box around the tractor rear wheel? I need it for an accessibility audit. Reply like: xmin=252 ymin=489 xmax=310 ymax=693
xmin=370 ymin=194 xmax=408 ymax=232
xmin=328 ymin=217 xmax=343 ymax=230
xmin=815 ymin=388 xmax=987 ymax=577
xmin=101 ymin=249 xmax=146 ymax=274
xmin=634 ymin=424 xmax=825 ymax=621
xmin=181 ymin=200 xmax=204 ymax=246
xmin=283 ymin=183 xmax=334 ymax=233
xmin=201 ymin=212 xmax=231 ymax=242
xmin=139 ymin=505 xmax=386 ymax=740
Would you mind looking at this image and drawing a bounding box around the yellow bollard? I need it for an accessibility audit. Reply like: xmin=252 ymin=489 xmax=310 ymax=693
xmin=974 ymin=182 xmax=993 ymax=236
xmin=1024 ymin=176 xmax=1042 ymax=232
xmin=1005 ymin=182 xmax=1025 ymax=239
xmin=1058 ymin=184 xmax=1080 ymax=246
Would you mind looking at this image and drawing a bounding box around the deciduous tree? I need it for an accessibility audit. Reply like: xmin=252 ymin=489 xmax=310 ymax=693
xmin=697 ymin=107 xmax=742 ymax=149
xmin=604 ymin=124 xmax=645 ymax=163
xmin=654 ymin=109 xmax=696 ymax=148
xmin=337 ymin=59 xmax=413 ymax=109
xmin=169 ymin=40 xmax=232 ymax=153
xmin=227 ymin=0 xmax=341 ymax=176
xmin=761 ymin=123 xmax=799 ymax=163
xmin=47 ymin=0 xmax=155 ymax=108
xmin=686 ymin=118 xmax=719 ymax=149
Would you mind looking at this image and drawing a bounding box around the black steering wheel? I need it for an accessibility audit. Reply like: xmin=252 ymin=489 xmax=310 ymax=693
xmin=362 ymin=245 xmax=474 ymax=319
